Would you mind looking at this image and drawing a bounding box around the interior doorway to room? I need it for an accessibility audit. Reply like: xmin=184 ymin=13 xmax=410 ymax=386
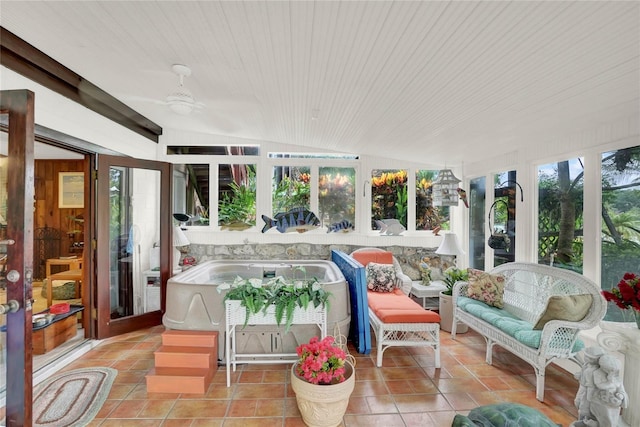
xmin=1 ymin=123 xmax=171 ymax=427
xmin=0 ymin=128 xmax=92 ymax=396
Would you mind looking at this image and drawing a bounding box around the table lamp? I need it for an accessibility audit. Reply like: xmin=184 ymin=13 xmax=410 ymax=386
xmin=173 ymin=226 xmax=190 ymax=267
xmin=435 ymin=232 xmax=464 ymax=265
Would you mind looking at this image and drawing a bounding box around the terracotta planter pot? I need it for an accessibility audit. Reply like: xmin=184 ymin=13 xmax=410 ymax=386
xmin=438 ymin=291 xmax=468 ymax=333
xmin=291 ymin=361 xmax=355 ymax=427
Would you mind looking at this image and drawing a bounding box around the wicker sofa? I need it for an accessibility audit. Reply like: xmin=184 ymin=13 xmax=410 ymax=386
xmin=451 ymin=262 xmax=606 ymax=401
xmin=350 ymin=248 xmax=441 ymax=368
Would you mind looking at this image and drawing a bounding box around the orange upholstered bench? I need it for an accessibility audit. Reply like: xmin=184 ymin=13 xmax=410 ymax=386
xmin=350 ymin=248 xmax=441 ymax=368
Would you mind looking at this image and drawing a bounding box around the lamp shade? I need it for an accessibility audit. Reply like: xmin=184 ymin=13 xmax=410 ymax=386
xmin=435 ymin=232 xmax=465 ymax=256
xmin=173 ymin=226 xmax=190 ymax=247
xmin=432 ymin=169 xmax=461 ymax=207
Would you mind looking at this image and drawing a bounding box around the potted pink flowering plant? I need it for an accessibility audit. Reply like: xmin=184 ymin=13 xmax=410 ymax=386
xmin=290 ymin=335 xmax=355 ymax=427
xmin=602 ymin=272 xmax=640 ymax=329
xmin=294 ymin=336 xmax=347 ymax=385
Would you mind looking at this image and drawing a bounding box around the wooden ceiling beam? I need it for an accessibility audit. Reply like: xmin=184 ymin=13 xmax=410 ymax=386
xmin=0 ymin=27 xmax=162 ymax=143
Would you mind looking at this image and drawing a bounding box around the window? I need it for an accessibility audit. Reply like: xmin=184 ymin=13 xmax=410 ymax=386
xmin=537 ymin=159 xmax=584 ymax=272
xmin=272 ymin=166 xmax=310 ymax=215
xmin=601 ymin=146 xmax=640 ymax=322
xmin=173 ymin=164 xmax=209 ymax=226
xmin=318 ymin=167 xmax=355 ymax=229
xmin=218 ymin=164 xmax=256 ymax=230
xmin=416 ymin=170 xmax=448 ymax=230
xmin=493 ymin=171 xmax=518 ymax=267
xmin=469 ymin=177 xmax=486 ymax=269
xmin=168 ymin=145 xmax=259 ymax=156
xmin=371 ymin=169 xmax=407 ymax=230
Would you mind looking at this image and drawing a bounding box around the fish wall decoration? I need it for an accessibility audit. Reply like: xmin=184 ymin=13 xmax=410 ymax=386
xmin=261 ymin=207 xmax=321 ymax=233
xmin=375 ymin=219 xmax=406 ymax=236
xmin=326 ymin=219 xmax=355 ymax=233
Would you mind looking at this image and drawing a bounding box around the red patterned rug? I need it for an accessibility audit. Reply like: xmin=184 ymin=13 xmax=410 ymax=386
xmin=33 ymin=367 xmax=117 ymax=427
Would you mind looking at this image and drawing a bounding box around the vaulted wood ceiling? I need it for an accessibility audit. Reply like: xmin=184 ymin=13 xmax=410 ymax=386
xmin=1 ymin=1 xmax=638 ymax=165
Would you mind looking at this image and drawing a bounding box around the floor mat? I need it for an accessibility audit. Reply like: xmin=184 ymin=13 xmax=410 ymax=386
xmin=32 ymin=367 xmax=117 ymax=427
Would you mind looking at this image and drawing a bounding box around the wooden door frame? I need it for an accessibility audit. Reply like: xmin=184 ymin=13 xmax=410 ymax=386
xmin=0 ymin=89 xmax=35 ymax=426
xmin=95 ymin=155 xmax=171 ymax=339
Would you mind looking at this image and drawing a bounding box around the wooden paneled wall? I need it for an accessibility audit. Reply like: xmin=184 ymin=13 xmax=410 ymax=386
xmin=34 ymin=159 xmax=85 ymax=259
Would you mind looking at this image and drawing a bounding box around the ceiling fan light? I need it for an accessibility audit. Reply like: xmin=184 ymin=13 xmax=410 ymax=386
xmin=169 ymin=101 xmax=194 ymax=115
xmin=166 ymin=89 xmax=195 ymax=115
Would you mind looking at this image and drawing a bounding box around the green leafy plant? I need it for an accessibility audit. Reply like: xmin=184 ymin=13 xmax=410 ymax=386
xmin=218 ymin=268 xmax=331 ymax=332
xmin=442 ymin=267 xmax=469 ymax=296
xmin=272 ymin=170 xmax=311 ymax=214
xmin=395 ymin=186 xmax=408 ymax=228
xmin=218 ymin=168 xmax=256 ymax=228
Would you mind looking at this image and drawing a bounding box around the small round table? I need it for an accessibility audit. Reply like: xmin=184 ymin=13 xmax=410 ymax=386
xmin=410 ymin=280 xmax=446 ymax=310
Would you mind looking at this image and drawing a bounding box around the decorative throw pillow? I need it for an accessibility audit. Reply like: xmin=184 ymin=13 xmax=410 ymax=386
xmin=366 ymin=262 xmax=397 ymax=292
xmin=466 ymin=268 xmax=506 ymax=308
xmin=533 ymin=294 xmax=593 ymax=330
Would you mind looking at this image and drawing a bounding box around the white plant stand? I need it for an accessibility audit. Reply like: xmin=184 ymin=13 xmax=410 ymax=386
xmin=225 ymin=300 xmax=326 ymax=387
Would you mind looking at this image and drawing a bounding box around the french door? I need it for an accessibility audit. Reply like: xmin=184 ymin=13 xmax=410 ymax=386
xmin=95 ymin=155 xmax=171 ymax=339
xmin=1 ymin=89 xmax=35 ymax=426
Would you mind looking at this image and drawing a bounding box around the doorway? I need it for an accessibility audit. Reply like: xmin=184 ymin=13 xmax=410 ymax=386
xmin=1 ymin=130 xmax=175 ymax=362
xmin=0 ymin=126 xmax=92 ymax=396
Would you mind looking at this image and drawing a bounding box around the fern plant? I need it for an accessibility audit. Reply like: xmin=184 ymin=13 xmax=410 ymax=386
xmin=218 ymin=268 xmax=331 ymax=332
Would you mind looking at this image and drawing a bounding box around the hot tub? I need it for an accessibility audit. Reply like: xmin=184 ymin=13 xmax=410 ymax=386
xmin=163 ymin=260 xmax=351 ymax=361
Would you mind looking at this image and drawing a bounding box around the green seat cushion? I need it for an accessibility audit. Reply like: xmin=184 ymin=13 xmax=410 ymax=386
xmin=456 ymin=296 xmax=477 ymax=310
xmin=458 ymin=296 xmax=521 ymax=327
xmin=514 ymin=330 xmax=585 ymax=351
xmin=493 ymin=317 xmax=533 ymax=337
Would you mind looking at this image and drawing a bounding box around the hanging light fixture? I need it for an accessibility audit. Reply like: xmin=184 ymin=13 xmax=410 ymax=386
xmin=432 ymin=169 xmax=461 ymax=206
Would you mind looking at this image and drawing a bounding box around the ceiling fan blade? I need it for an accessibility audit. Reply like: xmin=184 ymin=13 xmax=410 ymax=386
xmin=118 ymin=94 xmax=167 ymax=105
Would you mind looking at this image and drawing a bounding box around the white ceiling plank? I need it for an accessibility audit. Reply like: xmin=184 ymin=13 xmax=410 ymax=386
xmin=0 ymin=0 xmax=637 ymax=165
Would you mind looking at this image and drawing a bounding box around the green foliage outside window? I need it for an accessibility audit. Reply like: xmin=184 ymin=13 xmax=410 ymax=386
xmin=601 ymin=146 xmax=640 ymax=322
xmin=371 ymin=169 xmax=407 ymax=228
xmin=537 ymin=160 xmax=584 ymax=272
xmin=416 ymin=170 xmax=446 ymax=230
xmin=218 ymin=165 xmax=256 ymax=229
xmin=319 ymin=167 xmax=355 ymax=227
xmin=272 ymin=167 xmax=310 ymax=215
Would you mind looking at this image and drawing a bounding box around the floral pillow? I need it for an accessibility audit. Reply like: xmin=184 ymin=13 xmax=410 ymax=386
xmin=366 ymin=262 xmax=397 ymax=292
xmin=466 ymin=268 xmax=506 ymax=308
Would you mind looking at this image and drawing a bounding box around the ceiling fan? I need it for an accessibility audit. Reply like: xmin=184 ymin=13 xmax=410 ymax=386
xmin=163 ymin=64 xmax=205 ymax=115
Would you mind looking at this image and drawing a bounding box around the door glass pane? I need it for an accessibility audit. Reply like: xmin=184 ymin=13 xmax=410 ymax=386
xmin=109 ymin=167 xmax=161 ymax=318
xmin=469 ymin=177 xmax=486 ymax=269
xmin=601 ymin=146 xmax=640 ymax=322
xmin=537 ymin=159 xmax=584 ymax=272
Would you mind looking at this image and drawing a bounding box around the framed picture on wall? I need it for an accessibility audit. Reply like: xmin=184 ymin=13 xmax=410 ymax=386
xmin=59 ymin=172 xmax=84 ymax=208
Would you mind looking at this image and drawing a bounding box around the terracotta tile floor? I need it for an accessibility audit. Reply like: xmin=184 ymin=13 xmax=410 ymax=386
xmin=56 ymin=325 xmax=580 ymax=426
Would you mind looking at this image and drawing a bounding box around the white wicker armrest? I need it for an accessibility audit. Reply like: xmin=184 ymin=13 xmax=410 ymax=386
xmin=397 ymin=272 xmax=412 ymax=295
xmin=451 ymin=281 xmax=468 ymax=306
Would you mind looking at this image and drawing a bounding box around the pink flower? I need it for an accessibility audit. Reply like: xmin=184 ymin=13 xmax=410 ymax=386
xmin=294 ymin=336 xmax=348 ymax=385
